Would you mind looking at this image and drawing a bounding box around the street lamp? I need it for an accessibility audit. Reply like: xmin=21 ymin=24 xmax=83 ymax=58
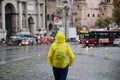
xmin=63 ymin=0 xmax=69 ymax=41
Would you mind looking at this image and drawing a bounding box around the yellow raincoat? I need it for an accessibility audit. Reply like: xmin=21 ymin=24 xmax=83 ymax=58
xmin=48 ymin=32 xmax=75 ymax=68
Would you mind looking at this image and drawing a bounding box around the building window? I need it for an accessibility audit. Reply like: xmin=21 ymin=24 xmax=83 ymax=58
xmin=77 ymin=5 xmax=79 ymax=9
xmin=102 ymin=13 xmax=104 ymax=15
xmin=51 ymin=14 xmax=54 ymax=21
xmin=105 ymin=0 xmax=110 ymax=3
xmin=87 ymin=13 xmax=90 ymax=17
xmin=93 ymin=14 xmax=95 ymax=17
xmin=75 ymin=12 xmax=77 ymax=15
xmin=107 ymin=0 xmax=110 ymax=2
xmin=104 ymin=7 xmax=106 ymax=10
xmin=47 ymin=14 xmax=50 ymax=20
xmin=75 ymin=18 xmax=77 ymax=22
xmin=98 ymin=14 xmax=100 ymax=17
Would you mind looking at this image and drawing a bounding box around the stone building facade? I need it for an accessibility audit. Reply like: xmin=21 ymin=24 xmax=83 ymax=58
xmin=0 ymin=0 xmax=114 ymax=40
xmin=72 ymin=0 xmax=114 ymax=28
xmin=0 ymin=0 xmax=46 ymax=39
xmin=46 ymin=0 xmax=114 ymax=32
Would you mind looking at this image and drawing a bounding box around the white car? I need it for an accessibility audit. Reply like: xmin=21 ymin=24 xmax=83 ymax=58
xmin=21 ymin=37 xmax=36 ymax=46
xmin=118 ymin=42 xmax=120 ymax=47
xmin=113 ymin=38 xmax=120 ymax=46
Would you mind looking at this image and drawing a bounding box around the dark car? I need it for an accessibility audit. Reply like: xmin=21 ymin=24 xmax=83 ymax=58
xmin=0 ymin=38 xmax=6 ymax=47
xmin=7 ymin=36 xmax=22 ymax=46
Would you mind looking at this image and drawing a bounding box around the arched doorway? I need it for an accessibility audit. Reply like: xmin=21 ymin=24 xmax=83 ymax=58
xmin=48 ymin=23 xmax=53 ymax=31
xmin=28 ymin=16 xmax=34 ymax=35
xmin=5 ymin=3 xmax=16 ymax=39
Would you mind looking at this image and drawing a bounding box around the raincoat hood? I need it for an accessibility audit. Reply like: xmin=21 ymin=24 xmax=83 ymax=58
xmin=55 ymin=32 xmax=65 ymax=43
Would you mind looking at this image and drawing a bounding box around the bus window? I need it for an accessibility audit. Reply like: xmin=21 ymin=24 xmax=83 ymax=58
xmin=99 ymin=33 xmax=108 ymax=38
xmin=79 ymin=33 xmax=89 ymax=39
xmin=109 ymin=33 xmax=116 ymax=38
xmin=99 ymin=33 xmax=104 ymax=38
xmin=89 ymin=32 xmax=97 ymax=39
xmin=117 ymin=33 xmax=120 ymax=38
xmin=84 ymin=34 xmax=89 ymax=39
xmin=104 ymin=33 xmax=108 ymax=38
xmin=79 ymin=34 xmax=84 ymax=39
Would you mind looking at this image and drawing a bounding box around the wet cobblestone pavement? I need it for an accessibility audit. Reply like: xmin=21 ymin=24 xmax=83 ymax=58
xmin=0 ymin=44 xmax=120 ymax=80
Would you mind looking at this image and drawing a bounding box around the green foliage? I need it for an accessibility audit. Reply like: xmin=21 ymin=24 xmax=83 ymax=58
xmin=113 ymin=0 xmax=120 ymax=25
xmin=113 ymin=0 xmax=120 ymax=8
xmin=95 ymin=17 xmax=112 ymax=28
xmin=113 ymin=8 xmax=120 ymax=25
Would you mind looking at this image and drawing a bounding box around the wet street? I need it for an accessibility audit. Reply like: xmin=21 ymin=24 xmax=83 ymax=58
xmin=0 ymin=43 xmax=120 ymax=80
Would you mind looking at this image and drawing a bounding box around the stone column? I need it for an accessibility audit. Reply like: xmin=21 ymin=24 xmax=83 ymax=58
xmin=37 ymin=3 xmax=40 ymax=30
xmin=39 ymin=4 xmax=43 ymax=29
xmin=1 ymin=0 xmax=5 ymax=30
xmin=0 ymin=2 xmax=2 ymax=29
xmin=43 ymin=4 xmax=45 ymax=29
xmin=18 ymin=1 xmax=22 ymax=31
xmin=25 ymin=2 xmax=28 ymax=29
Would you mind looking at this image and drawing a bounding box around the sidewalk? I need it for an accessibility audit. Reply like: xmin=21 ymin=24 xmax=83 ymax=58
xmin=0 ymin=46 xmax=120 ymax=80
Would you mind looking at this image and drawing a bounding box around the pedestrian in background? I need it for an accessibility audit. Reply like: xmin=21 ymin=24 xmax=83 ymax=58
xmin=48 ymin=31 xmax=75 ymax=80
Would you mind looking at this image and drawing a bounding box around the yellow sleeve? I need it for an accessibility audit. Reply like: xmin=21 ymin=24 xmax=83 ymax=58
xmin=67 ymin=44 xmax=75 ymax=67
xmin=48 ymin=44 xmax=54 ymax=66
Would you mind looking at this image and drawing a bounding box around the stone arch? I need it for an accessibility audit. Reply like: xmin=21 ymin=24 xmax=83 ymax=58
xmin=28 ymin=16 xmax=35 ymax=35
xmin=5 ymin=3 xmax=16 ymax=39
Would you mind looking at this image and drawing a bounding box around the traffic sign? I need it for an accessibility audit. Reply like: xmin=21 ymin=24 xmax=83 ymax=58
xmin=54 ymin=17 xmax=59 ymax=23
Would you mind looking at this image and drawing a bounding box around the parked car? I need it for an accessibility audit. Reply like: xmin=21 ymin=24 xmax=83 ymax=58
xmin=21 ymin=37 xmax=36 ymax=46
xmin=113 ymin=38 xmax=120 ymax=46
xmin=118 ymin=42 xmax=120 ymax=47
xmin=46 ymin=36 xmax=54 ymax=43
xmin=0 ymin=38 xmax=6 ymax=47
xmin=40 ymin=37 xmax=48 ymax=44
xmin=29 ymin=38 xmax=36 ymax=45
xmin=39 ymin=36 xmax=54 ymax=44
xmin=21 ymin=38 xmax=29 ymax=46
xmin=7 ymin=36 xmax=22 ymax=46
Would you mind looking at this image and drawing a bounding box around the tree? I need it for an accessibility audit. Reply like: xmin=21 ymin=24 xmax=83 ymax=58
xmin=95 ymin=17 xmax=112 ymax=29
xmin=112 ymin=0 xmax=120 ymax=26
xmin=95 ymin=18 xmax=105 ymax=28
xmin=104 ymin=17 xmax=113 ymax=29
xmin=113 ymin=0 xmax=120 ymax=8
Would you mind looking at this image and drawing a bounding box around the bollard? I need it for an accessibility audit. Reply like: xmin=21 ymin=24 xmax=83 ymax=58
xmin=25 ymin=46 xmax=28 ymax=53
xmin=90 ymin=47 xmax=94 ymax=56
xmin=85 ymin=46 xmax=89 ymax=55
xmin=38 ymin=54 xmax=41 ymax=57
xmin=79 ymin=44 xmax=82 ymax=55
xmin=104 ymin=47 xmax=110 ymax=59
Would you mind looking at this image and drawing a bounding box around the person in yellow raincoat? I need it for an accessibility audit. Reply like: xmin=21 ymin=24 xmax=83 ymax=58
xmin=48 ymin=31 xmax=75 ymax=80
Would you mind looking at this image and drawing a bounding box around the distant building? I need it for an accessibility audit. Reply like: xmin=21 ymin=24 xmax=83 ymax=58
xmin=72 ymin=0 xmax=114 ymax=28
xmin=0 ymin=0 xmax=46 ymax=39
xmin=46 ymin=0 xmax=114 ymax=34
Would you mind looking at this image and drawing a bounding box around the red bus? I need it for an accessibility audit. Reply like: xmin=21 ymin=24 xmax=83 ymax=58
xmin=78 ymin=29 xmax=120 ymax=47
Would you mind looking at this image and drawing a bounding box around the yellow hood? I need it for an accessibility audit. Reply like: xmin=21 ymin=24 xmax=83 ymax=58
xmin=55 ymin=32 xmax=65 ymax=43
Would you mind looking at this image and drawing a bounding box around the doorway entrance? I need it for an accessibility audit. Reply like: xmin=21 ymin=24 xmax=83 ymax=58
xmin=5 ymin=3 xmax=16 ymax=39
xmin=28 ymin=16 xmax=34 ymax=35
